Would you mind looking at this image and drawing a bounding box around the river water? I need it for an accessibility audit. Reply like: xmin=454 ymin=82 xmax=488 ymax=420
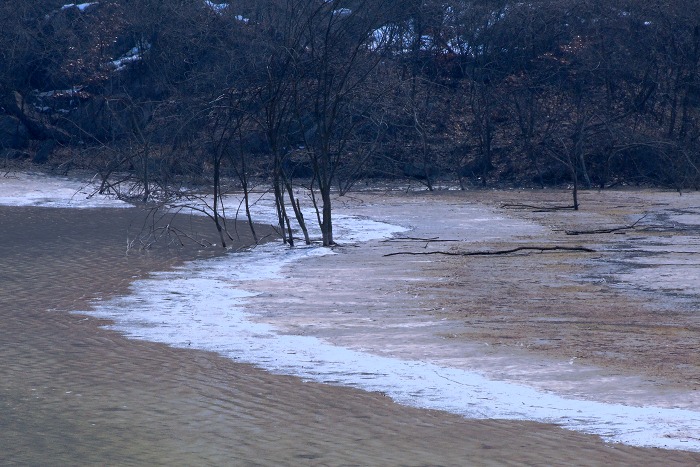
xmin=0 ymin=204 xmax=256 ymax=464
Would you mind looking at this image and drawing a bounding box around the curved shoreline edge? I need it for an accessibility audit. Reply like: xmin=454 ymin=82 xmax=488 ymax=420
xmin=80 ymin=232 xmax=700 ymax=452
xmin=3 ymin=172 xmax=700 ymax=452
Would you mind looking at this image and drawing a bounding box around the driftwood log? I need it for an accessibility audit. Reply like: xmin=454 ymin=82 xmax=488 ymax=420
xmin=383 ymin=245 xmax=595 ymax=257
xmin=564 ymin=214 xmax=648 ymax=235
xmin=501 ymin=203 xmax=576 ymax=212
xmin=382 ymin=236 xmax=461 ymax=242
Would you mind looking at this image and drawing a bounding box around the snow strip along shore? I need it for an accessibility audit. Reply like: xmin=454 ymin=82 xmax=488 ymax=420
xmin=83 ymin=240 xmax=700 ymax=452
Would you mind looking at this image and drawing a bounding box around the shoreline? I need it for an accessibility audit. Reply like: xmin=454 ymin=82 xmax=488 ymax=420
xmin=72 ymin=189 xmax=700 ymax=450
xmin=2 ymin=174 xmax=700 ymax=464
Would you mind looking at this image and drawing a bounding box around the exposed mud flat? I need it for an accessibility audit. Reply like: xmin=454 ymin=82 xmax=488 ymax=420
xmin=2 ymin=173 xmax=700 ymax=465
xmin=237 ymin=189 xmax=700 ymax=446
xmin=327 ymin=189 xmax=700 ymax=398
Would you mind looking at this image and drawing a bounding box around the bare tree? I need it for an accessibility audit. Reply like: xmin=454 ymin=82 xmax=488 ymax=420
xmin=285 ymin=0 xmax=397 ymax=246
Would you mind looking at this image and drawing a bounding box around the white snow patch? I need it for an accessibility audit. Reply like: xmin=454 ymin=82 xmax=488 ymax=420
xmin=204 ymin=0 xmax=228 ymax=14
xmin=61 ymin=2 xmax=97 ymax=12
xmin=110 ymin=44 xmax=150 ymax=72
xmin=0 ymin=173 xmax=130 ymax=209
xmin=35 ymin=86 xmax=84 ymax=98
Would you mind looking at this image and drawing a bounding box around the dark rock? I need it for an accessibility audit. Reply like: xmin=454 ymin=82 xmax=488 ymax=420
xmin=0 ymin=115 xmax=30 ymax=149
xmin=33 ymin=139 xmax=56 ymax=164
xmin=534 ymin=164 xmax=572 ymax=185
xmin=459 ymin=157 xmax=494 ymax=179
xmin=403 ymin=163 xmax=437 ymax=180
xmin=241 ymin=132 xmax=271 ymax=154
xmin=282 ymin=158 xmax=314 ymax=179
xmin=1 ymin=148 xmax=30 ymax=160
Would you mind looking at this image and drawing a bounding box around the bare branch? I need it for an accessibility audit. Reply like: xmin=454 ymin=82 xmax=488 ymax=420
xmin=383 ymin=245 xmax=595 ymax=257
xmin=564 ymin=214 xmax=649 ymax=235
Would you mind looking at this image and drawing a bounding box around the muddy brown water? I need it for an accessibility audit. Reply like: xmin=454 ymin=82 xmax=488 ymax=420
xmin=0 ymin=206 xmax=258 ymax=464
xmin=2 ymin=205 xmax=699 ymax=466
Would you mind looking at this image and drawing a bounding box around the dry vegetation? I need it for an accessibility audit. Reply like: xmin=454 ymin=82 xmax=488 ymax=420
xmin=1 ymin=0 xmax=699 ymax=244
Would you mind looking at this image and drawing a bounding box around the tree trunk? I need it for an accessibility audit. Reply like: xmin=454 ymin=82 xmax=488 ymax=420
xmin=284 ymin=178 xmax=311 ymax=245
xmin=242 ymin=179 xmax=258 ymax=244
xmin=212 ymin=155 xmax=228 ymax=248
xmin=320 ymin=183 xmax=334 ymax=246
xmin=572 ymin=165 xmax=580 ymax=211
xmin=273 ymin=155 xmax=292 ymax=245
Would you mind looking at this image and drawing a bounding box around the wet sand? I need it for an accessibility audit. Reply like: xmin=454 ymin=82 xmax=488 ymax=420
xmin=2 ymin=199 xmax=700 ymax=465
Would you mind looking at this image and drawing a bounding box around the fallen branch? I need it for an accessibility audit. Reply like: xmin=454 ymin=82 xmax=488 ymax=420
xmin=383 ymin=245 xmax=595 ymax=257
xmin=382 ymin=236 xmax=461 ymax=243
xmin=501 ymin=203 xmax=576 ymax=212
xmin=564 ymin=213 xmax=648 ymax=235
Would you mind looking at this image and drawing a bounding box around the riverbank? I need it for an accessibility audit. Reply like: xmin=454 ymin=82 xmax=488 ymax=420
xmin=2 ymin=173 xmax=700 ymax=464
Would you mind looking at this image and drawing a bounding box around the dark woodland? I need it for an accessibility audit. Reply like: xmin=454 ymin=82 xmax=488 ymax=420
xmin=1 ymin=0 xmax=699 ymax=244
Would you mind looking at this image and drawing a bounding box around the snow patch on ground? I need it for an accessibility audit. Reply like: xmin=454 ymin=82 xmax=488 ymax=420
xmin=61 ymin=2 xmax=97 ymax=12
xmin=0 ymin=173 xmax=130 ymax=209
xmin=204 ymin=0 xmax=228 ymax=14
